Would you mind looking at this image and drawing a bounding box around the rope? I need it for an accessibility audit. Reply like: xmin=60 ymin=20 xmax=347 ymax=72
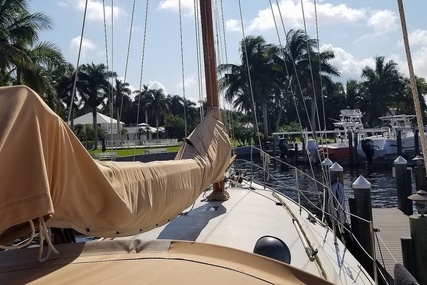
xmin=237 ymin=0 xmax=262 ymax=148
xmin=178 ymin=0 xmax=188 ymax=138
xmin=300 ymin=0 xmax=322 ymax=139
xmin=193 ymin=0 xmax=204 ymax=121
xmin=101 ymin=0 xmax=114 ymax=153
xmin=68 ymin=0 xmax=89 ymax=125
xmin=273 ymin=0 xmax=322 ymax=188
xmin=313 ymin=0 xmax=327 ymax=141
xmin=0 ymin=218 xmax=58 ymax=262
xmin=119 ymin=0 xmax=137 ymax=127
xmin=134 ymin=0 xmax=150 ymax=161
xmin=0 ymin=220 xmax=36 ymax=250
xmin=37 ymin=217 xmax=58 ymax=262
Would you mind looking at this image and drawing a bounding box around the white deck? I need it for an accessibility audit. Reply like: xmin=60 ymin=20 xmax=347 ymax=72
xmin=119 ymin=181 xmax=374 ymax=285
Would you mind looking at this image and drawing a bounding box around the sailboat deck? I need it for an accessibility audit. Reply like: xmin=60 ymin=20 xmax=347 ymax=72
xmin=119 ymin=182 xmax=373 ymax=284
xmin=120 ymin=185 xmax=320 ymax=275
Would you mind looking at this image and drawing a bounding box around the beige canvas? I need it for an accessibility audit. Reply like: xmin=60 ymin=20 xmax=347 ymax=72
xmin=0 ymin=86 xmax=232 ymax=238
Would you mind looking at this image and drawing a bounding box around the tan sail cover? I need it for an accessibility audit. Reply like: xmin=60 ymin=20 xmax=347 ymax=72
xmin=0 ymin=85 xmax=231 ymax=237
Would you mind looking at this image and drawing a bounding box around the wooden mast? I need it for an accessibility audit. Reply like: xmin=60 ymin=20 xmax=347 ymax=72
xmin=199 ymin=0 xmax=229 ymax=200
xmin=397 ymin=0 xmax=427 ymax=172
xmin=199 ymin=0 xmax=219 ymax=109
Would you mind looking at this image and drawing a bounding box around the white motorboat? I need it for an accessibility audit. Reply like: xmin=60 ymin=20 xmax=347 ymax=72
xmin=357 ymin=115 xmax=418 ymax=162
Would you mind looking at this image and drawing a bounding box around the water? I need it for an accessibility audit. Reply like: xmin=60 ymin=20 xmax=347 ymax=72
xmin=236 ymin=159 xmax=413 ymax=209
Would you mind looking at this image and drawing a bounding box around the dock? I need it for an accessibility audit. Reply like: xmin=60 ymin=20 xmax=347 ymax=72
xmin=372 ymin=208 xmax=411 ymax=278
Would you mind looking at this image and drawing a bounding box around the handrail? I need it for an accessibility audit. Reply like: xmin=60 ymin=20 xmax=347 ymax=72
xmin=233 ymin=146 xmax=395 ymax=284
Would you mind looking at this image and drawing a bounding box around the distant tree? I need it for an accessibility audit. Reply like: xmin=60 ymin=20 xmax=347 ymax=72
xmin=359 ymin=56 xmax=404 ymax=126
xmin=164 ymin=114 xmax=185 ymax=139
xmin=146 ymin=88 xmax=168 ymax=138
xmin=77 ymin=62 xmax=115 ymax=149
xmin=218 ymin=35 xmax=280 ymax=139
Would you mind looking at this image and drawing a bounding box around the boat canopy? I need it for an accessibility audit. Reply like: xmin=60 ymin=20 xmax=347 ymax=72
xmin=0 ymin=86 xmax=232 ymax=240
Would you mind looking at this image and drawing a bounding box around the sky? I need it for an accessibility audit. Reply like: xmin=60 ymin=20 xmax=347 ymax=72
xmin=28 ymin=0 xmax=427 ymax=105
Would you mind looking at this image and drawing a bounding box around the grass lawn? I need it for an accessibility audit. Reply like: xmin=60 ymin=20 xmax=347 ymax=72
xmin=89 ymin=145 xmax=182 ymax=157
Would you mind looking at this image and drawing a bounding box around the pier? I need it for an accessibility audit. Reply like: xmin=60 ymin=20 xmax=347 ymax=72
xmin=372 ymin=208 xmax=410 ymax=277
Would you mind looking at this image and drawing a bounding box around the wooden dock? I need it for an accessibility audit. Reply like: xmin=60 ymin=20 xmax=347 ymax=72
xmin=372 ymin=208 xmax=411 ymax=277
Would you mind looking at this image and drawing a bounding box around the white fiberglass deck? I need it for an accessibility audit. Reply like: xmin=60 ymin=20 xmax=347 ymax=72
xmin=119 ymin=181 xmax=374 ymax=285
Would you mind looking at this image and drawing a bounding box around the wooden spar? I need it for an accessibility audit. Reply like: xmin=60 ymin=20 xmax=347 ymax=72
xmin=397 ymin=0 xmax=427 ymax=171
xmin=199 ymin=0 xmax=219 ymax=108
xmin=199 ymin=0 xmax=228 ymax=200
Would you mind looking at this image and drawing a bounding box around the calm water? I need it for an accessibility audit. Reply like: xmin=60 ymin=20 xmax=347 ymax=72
xmin=238 ymin=160 xmax=413 ymax=209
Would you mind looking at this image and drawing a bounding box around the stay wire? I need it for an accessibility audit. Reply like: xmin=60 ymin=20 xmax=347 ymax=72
xmin=119 ymin=0 xmax=137 ymax=126
xmin=178 ymin=0 xmax=188 ymax=138
xmin=68 ymin=0 xmax=88 ymax=125
xmin=300 ymin=0 xmax=321 ymax=139
xmin=237 ymin=0 xmax=262 ymax=149
xmin=274 ymin=0 xmax=322 ymax=187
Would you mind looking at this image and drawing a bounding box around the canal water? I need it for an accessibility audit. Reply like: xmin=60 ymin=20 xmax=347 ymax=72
xmin=239 ymin=160 xmax=414 ymax=209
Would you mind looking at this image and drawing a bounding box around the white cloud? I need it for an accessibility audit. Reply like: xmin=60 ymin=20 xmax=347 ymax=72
xmin=412 ymin=47 xmax=427 ymax=80
xmin=64 ymin=0 xmax=123 ymax=22
xmin=158 ymin=0 xmax=194 ymax=16
xmin=70 ymin=36 xmax=96 ymax=58
xmin=226 ymin=19 xmax=241 ymax=32
xmin=321 ymin=43 xmax=374 ymax=81
xmin=175 ymin=75 xmax=198 ymax=90
xmin=409 ymin=29 xmax=427 ymax=47
xmin=367 ymin=10 xmax=398 ymax=34
xmin=147 ymin=81 xmax=168 ymax=95
xmin=244 ymin=0 xmax=366 ymax=33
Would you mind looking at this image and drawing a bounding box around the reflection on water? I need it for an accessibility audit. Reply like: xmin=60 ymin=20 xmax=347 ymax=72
xmin=239 ymin=160 xmax=413 ymax=209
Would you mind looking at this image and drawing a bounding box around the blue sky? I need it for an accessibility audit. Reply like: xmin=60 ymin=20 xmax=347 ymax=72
xmin=28 ymin=0 xmax=427 ymax=105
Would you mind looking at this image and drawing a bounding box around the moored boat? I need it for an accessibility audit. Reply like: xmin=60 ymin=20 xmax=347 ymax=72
xmin=319 ymin=109 xmax=365 ymax=160
xmin=357 ymin=114 xmax=419 ymax=162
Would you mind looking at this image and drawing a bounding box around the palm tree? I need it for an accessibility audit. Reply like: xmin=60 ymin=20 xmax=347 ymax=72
xmin=77 ymin=62 xmax=114 ymax=149
xmin=111 ymin=78 xmax=131 ymax=138
xmin=276 ymin=29 xmax=339 ymax=132
xmin=218 ymin=35 xmax=280 ymax=139
xmin=133 ymin=84 xmax=154 ymax=125
xmin=0 ymin=0 xmax=54 ymax=85
xmin=359 ymin=56 xmax=404 ymax=126
xmin=146 ymin=88 xmax=168 ymax=138
xmin=56 ymin=63 xmax=82 ymax=125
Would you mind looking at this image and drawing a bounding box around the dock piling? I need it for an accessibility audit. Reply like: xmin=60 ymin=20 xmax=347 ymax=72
xmin=394 ymin=156 xmax=413 ymax=215
xmin=351 ymin=176 xmax=374 ymax=277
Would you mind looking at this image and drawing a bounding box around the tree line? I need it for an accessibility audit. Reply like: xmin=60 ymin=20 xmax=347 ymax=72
xmin=218 ymin=32 xmax=427 ymax=142
xmin=2 ymin=0 xmax=427 ymax=149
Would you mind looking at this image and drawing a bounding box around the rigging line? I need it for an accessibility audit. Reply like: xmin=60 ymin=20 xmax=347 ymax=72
xmin=193 ymin=0 xmax=202 ymax=117
xmin=102 ymin=0 xmax=110 ymax=76
xmin=312 ymin=0 xmax=329 ymax=181
xmin=68 ymin=0 xmax=89 ymax=125
xmin=274 ymin=0 xmax=304 ymax=136
xmin=178 ymin=0 xmax=188 ymax=138
xmin=313 ymin=0 xmax=327 ymax=139
xmin=213 ymin=0 xmax=229 ymax=134
xmin=218 ymin=0 xmax=235 ymax=140
xmin=300 ymin=0 xmax=321 ymax=138
xmin=102 ymin=0 xmax=114 ymax=154
xmin=110 ymin=0 xmax=115 ymax=150
xmin=119 ymin=0 xmax=137 ymax=125
xmin=275 ymin=0 xmax=320 ymax=184
xmin=134 ymin=0 xmax=150 ymax=160
xmin=237 ymin=0 xmax=262 ymax=149
xmin=275 ymin=0 xmax=315 ymax=143
xmin=269 ymin=0 xmax=298 ymax=130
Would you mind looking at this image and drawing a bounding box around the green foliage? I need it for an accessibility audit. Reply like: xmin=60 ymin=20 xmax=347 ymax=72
xmin=164 ymin=114 xmax=185 ymax=139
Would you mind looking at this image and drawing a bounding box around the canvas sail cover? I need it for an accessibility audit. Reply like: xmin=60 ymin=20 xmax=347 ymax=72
xmin=0 ymin=86 xmax=232 ymax=238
